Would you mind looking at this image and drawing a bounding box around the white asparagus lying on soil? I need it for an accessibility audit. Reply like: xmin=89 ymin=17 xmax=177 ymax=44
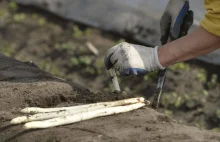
xmin=11 ymin=97 xmax=148 ymax=124
xmin=11 ymin=102 xmax=135 ymax=124
xmin=24 ymin=102 xmax=145 ymax=129
xmin=20 ymin=97 xmax=146 ymax=114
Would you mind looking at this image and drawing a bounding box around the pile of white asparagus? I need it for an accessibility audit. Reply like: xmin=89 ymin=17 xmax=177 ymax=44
xmin=11 ymin=97 xmax=150 ymax=129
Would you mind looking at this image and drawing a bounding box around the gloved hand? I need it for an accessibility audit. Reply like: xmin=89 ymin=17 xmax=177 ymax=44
xmin=160 ymin=0 xmax=193 ymax=44
xmin=104 ymin=42 xmax=165 ymax=76
xmin=104 ymin=0 xmax=193 ymax=76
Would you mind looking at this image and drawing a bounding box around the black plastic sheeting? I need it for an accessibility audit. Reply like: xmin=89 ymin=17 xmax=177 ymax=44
xmin=13 ymin=0 xmax=220 ymax=65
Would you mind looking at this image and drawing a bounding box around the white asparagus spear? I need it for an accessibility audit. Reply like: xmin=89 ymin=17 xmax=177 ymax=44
xmin=24 ymin=102 xmax=145 ymax=129
xmin=109 ymin=69 xmax=120 ymax=91
xmin=11 ymin=98 xmax=148 ymax=124
xmin=11 ymin=110 xmax=67 ymax=124
xmin=21 ymin=97 xmax=145 ymax=113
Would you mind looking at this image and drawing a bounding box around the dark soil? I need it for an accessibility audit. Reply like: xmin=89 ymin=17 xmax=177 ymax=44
xmin=0 ymin=55 xmax=219 ymax=142
xmin=0 ymin=1 xmax=220 ymax=141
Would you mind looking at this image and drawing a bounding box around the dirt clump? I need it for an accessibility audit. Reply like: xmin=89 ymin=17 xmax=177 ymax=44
xmin=0 ymin=54 xmax=220 ymax=142
xmin=0 ymin=1 xmax=220 ymax=141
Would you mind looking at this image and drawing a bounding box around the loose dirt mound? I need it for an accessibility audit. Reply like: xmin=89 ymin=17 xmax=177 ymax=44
xmin=0 ymin=54 xmax=220 ymax=142
xmin=1 ymin=1 xmax=220 ymax=131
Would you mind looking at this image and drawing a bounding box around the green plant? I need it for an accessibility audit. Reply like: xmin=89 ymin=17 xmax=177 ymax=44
xmin=115 ymin=39 xmax=126 ymax=44
xmin=39 ymin=18 xmax=46 ymax=26
xmin=13 ymin=13 xmax=25 ymax=22
xmin=144 ymin=71 xmax=157 ymax=81
xmin=84 ymin=28 xmax=92 ymax=36
xmin=207 ymin=74 xmax=218 ymax=89
xmin=78 ymin=45 xmax=87 ymax=53
xmin=211 ymin=127 xmax=220 ymax=132
xmin=61 ymin=43 xmax=73 ymax=50
xmin=39 ymin=60 xmax=63 ymax=77
xmin=8 ymin=2 xmax=18 ymax=12
xmin=216 ymin=109 xmax=220 ymax=119
xmin=70 ymin=57 xmax=79 ymax=66
xmin=78 ymin=56 xmax=92 ymax=65
xmin=174 ymin=96 xmax=182 ymax=108
xmin=164 ymin=110 xmax=173 ymax=116
xmin=31 ymin=13 xmax=38 ymax=19
xmin=170 ymin=62 xmax=190 ymax=71
xmin=196 ymin=70 xmax=206 ymax=83
xmin=161 ymin=92 xmax=178 ymax=108
xmin=202 ymin=90 xmax=209 ymax=97
xmin=0 ymin=44 xmax=14 ymax=57
xmin=94 ymin=59 xmax=104 ymax=75
xmin=50 ymin=65 xmax=60 ymax=76
xmin=0 ymin=11 xmax=4 ymax=17
xmin=85 ymin=67 xmax=95 ymax=75
xmin=73 ymin=25 xmax=83 ymax=38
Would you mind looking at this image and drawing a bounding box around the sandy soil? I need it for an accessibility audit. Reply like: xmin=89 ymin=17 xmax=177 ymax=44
xmin=0 ymin=1 xmax=220 ymax=141
xmin=0 ymin=80 xmax=220 ymax=142
xmin=0 ymin=54 xmax=219 ymax=142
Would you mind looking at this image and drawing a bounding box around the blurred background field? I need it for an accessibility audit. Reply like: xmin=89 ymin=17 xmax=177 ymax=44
xmin=0 ymin=1 xmax=220 ymax=131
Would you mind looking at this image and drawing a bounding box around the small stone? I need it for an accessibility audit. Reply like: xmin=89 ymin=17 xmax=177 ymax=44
xmin=145 ymin=127 xmax=152 ymax=131
xmin=13 ymin=88 xmax=18 ymax=91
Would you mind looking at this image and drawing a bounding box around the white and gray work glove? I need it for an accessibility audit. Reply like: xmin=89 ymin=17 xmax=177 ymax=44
xmin=161 ymin=0 xmax=193 ymax=44
xmin=104 ymin=42 xmax=165 ymax=76
xmin=104 ymin=0 xmax=193 ymax=76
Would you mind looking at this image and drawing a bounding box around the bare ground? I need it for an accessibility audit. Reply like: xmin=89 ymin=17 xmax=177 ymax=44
xmin=0 ymin=80 xmax=220 ymax=142
xmin=0 ymin=1 xmax=220 ymax=141
xmin=0 ymin=53 xmax=219 ymax=142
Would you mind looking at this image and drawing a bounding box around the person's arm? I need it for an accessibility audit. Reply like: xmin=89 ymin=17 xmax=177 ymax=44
xmin=159 ymin=0 xmax=220 ymax=67
xmin=104 ymin=0 xmax=220 ymax=76
xmin=158 ymin=26 xmax=220 ymax=67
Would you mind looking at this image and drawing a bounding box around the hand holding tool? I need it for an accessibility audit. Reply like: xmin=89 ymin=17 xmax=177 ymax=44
xmin=151 ymin=3 xmax=193 ymax=109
